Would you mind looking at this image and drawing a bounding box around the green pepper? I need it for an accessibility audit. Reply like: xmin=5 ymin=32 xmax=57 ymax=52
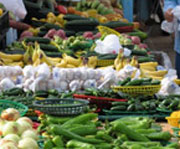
xmin=44 ymin=139 xmax=54 ymax=149
xmin=52 ymin=136 xmax=64 ymax=147
xmin=66 ymin=140 xmax=95 ymax=149
xmin=147 ymin=131 xmax=172 ymax=141
xmin=95 ymin=131 xmax=113 ymax=142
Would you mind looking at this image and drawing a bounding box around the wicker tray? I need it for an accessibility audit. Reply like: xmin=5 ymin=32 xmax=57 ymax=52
xmin=33 ymin=98 xmax=89 ymax=116
xmin=111 ymin=85 xmax=161 ymax=96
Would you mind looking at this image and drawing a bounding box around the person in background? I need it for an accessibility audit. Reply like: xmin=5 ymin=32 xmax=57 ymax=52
xmin=164 ymin=0 xmax=180 ymax=78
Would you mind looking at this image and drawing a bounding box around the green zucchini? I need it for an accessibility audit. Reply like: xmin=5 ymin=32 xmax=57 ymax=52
xmin=138 ymin=57 xmax=154 ymax=63
xmin=132 ymin=49 xmax=148 ymax=56
xmin=37 ymin=31 xmax=47 ymax=37
xmin=102 ymin=21 xmax=133 ymax=28
xmin=63 ymin=14 xmax=88 ymax=21
xmin=25 ymin=37 xmax=50 ymax=44
xmin=44 ymin=23 xmax=61 ymax=30
xmin=128 ymin=30 xmax=148 ymax=40
xmin=40 ymin=44 xmax=59 ymax=52
xmin=65 ymin=19 xmax=99 ymax=26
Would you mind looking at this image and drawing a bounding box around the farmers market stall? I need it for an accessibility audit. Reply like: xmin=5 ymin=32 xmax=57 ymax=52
xmin=0 ymin=0 xmax=180 ymax=148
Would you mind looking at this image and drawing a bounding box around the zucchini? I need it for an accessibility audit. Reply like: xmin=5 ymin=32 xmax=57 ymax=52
xmin=138 ymin=57 xmax=154 ymax=63
xmin=44 ymin=23 xmax=61 ymax=30
xmin=65 ymin=19 xmax=99 ymax=26
xmin=64 ymin=30 xmax=76 ymax=37
xmin=37 ymin=31 xmax=47 ymax=37
xmin=112 ymin=121 xmax=150 ymax=141
xmin=63 ymin=14 xmax=88 ymax=21
xmin=132 ymin=49 xmax=148 ymax=56
xmin=98 ymin=54 xmax=117 ymax=60
xmin=128 ymin=30 xmax=148 ymax=40
xmin=102 ymin=21 xmax=133 ymax=28
xmin=31 ymin=20 xmax=46 ymax=27
xmin=25 ymin=37 xmax=50 ymax=44
xmin=45 ymin=51 xmax=62 ymax=57
xmin=40 ymin=44 xmax=59 ymax=52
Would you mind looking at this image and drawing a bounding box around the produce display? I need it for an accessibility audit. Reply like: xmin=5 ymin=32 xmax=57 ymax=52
xmin=0 ymin=0 xmax=180 ymax=148
xmin=38 ymin=113 xmax=179 ymax=149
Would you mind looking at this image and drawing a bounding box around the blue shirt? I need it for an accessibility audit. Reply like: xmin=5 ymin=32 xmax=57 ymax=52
xmin=164 ymin=0 xmax=180 ymax=54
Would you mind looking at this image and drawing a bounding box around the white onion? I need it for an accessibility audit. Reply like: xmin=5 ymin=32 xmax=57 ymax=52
xmin=21 ymin=130 xmax=38 ymax=140
xmin=0 ymin=141 xmax=18 ymax=149
xmin=17 ymin=121 xmax=32 ymax=135
xmin=18 ymin=138 xmax=38 ymax=149
xmin=2 ymin=122 xmax=20 ymax=136
xmin=16 ymin=117 xmax=33 ymax=127
xmin=0 ymin=119 xmax=6 ymax=136
xmin=3 ymin=134 xmax=20 ymax=144
xmin=1 ymin=108 xmax=20 ymax=121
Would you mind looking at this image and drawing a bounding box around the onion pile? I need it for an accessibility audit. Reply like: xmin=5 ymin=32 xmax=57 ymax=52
xmin=0 ymin=108 xmax=39 ymax=149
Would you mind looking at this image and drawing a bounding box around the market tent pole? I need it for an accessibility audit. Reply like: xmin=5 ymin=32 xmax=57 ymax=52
xmin=121 ymin=0 xmax=134 ymax=22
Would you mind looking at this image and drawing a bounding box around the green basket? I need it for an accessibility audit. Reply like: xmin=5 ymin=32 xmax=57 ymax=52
xmin=0 ymin=100 xmax=28 ymax=116
xmin=33 ymin=98 xmax=89 ymax=116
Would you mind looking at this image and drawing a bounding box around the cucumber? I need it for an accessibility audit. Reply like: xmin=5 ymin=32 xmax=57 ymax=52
xmin=45 ymin=0 xmax=54 ymax=12
xmin=24 ymin=0 xmax=42 ymax=9
xmin=45 ymin=51 xmax=62 ymax=57
xmin=31 ymin=20 xmax=46 ymax=27
xmin=40 ymin=44 xmax=59 ymax=52
xmin=98 ymin=54 xmax=117 ymax=60
xmin=25 ymin=37 xmax=50 ymax=44
xmin=65 ymin=19 xmax=99 ymax=26
xmin=127 ymin=104 xmax=135 ymax=111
